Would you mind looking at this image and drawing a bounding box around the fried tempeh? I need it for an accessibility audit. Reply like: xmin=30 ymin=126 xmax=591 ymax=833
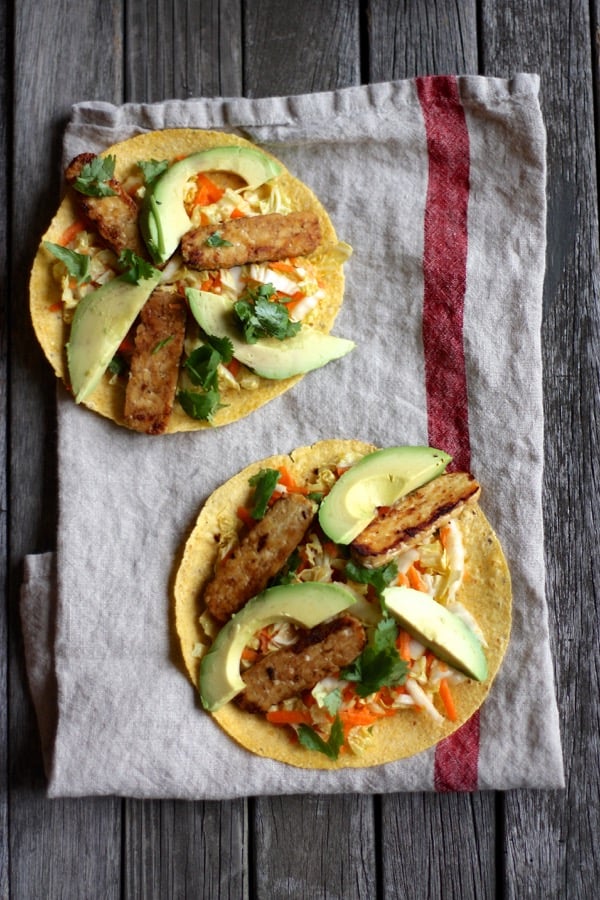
xmin=65 ymin=153 xmax=146 ymax=256
xmin=123 ymin=289 xmax=187 ymax=435
xmin=236 ymin=615 xmax=367 ymax=713
xmin=204 ymin=493 xmax=317 ymax=623
xmin=180 ymin=210 xmax=322 ymax=270
xmin=351 ymin=472 xmax=481 ymax=568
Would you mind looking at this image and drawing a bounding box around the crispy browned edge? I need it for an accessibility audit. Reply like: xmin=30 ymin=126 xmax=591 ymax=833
xmin=173 ymin=440 xmax=512 ymax=770
xmin=29 ymin=129 xmax=345 ymax=433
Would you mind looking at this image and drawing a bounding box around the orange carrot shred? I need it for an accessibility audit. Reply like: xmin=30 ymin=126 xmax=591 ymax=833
xmin=58 ymin=220 xmax=86 ymax=246
xmin=439 ymin=678 xmax=457 ymax=721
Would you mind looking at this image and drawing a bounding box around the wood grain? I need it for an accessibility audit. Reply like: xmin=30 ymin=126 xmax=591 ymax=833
xmin=480 ymin=0 xmax=600 ymax=896
xmin=3 ymin=0 xmax=598 ymax=897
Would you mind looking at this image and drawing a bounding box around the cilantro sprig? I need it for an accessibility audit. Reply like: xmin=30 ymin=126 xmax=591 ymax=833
xmin=72 ymin=155 xmax=117 ymax=197
xmin=234 ymin=283 xmax=301 ymax=343
xmin=341 ymin=617 xmax=408 ymax=698
xmin=205 ymin=232 xmax=233 ymax=248
xmin=298 ymin=715 xmax=345 ymax=761
xmin=248 ymin=468 xmax=280 ymax=519
xmin=117 ymin=249 xmax=159 ymax=284
xmin=345 ymin=559 xmax=398 ymax=603
xmin=178 ymin=335 xmax=234 ymax=422
xmin=137 ymin=158 xmax=169 ymax=185
xmin=43 ymin=242 xmax=91 ymax=286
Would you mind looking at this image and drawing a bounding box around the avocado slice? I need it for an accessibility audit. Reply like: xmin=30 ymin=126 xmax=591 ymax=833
xmin=199 ymin=582 xmax=356 ymax=712
xmin=318 ymin=446 xmax=451 ymax=545
xmin=187 ymin=289 xmax=354 ymax=379
xmin=67 ymin=268 xmax=162 ymax=403
xmin=140 ymin=146 xmax=282 ymax=264
xmin=383 ymin=585 xmax=488 ymax=682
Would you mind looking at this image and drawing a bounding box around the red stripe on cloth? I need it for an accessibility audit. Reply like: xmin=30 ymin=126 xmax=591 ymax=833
xmin=416 ymin=75 xmax=479 ymax=792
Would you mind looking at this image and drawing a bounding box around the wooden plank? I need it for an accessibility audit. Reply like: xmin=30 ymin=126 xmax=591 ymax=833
xmin=480 ymin=0 xmax=599 ymax=896
xmin=0 ymin=0 xmax=8 ymax=891
xmin=123 ymin=799 xmax=248 ymax=898
xmin=240 ymin=3 xmax=376 ymax=898
xmin=121 ymin=5 xmax=249 ymax=899
xmin=243 ymin=0 xmax=361 ymax=97
xmin=125 ymin=0 xmax=243 ymax=100
xmin=8 ymin=1 xmax=125 ymax=897
xmin=366 ymin=3 xmax=498 ymax=897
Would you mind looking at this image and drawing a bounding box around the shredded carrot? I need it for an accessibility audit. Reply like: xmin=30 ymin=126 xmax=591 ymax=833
xmin=277 ymin=466 xmax=310 ymax=495
xmin=226 ymin=357 xmax=241 ymax=378
xmin=407 ymin=564 xmax=428 ymax=593
xmin=192 ymin=173 xmax=224 ymax=207
xmin=241 ymin=647 xmax=259 ymax=663
xmin=396 ymin=571 xmax=410 ymax=588
xmin=339 ymin=708 xmax=381 ymax=729
xmin=439 ymin=678 xmax=457 ymax=721
xmin=230 ymin=207 xmax=245 ymax=219
xmin=48 ymin=301 xmax=62 ymax=313
xmin=322 ymin=541 xmax=340 ymax=558
xmin=57 ymin=220 xmax=86 ymax=247
xmin=236 ymin=506 xmax=255 ymax=529
xmin=200 ymin=274 xmax=221 ymax=293
xmin=439 ymin=524 xmax=452 ymax=549
xmin=266 ymin=709 xmax=313 ymax=726
xmin=396 ymin=629 xmax=412 ymax=662
xmin=199 ymin=211 xmax=211 ymax=226
xmin=270 ymin=260 xmax=297 ymax=274
xmin=118 ymin=335 xmax=135 ymax=355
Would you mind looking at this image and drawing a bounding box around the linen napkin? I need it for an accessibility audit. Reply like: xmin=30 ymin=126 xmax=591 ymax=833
xmin=21 ymin=75 xmax=564 ymax=797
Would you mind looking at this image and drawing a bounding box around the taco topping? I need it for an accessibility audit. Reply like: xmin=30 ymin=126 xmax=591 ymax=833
xmin=180 ymin=210 xmax=322 ymax=270
xmin=195 ymin=449 xmax=495 ymax=761
xmin=123 ymin=289 xmax=187 ymax=434
xmin=34 ymin=138 xmax=354 ymax=433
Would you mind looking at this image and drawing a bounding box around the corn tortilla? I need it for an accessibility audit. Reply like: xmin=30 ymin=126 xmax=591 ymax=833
xmin=29 ymin=129 xmax=347 ymax=432
xmin=174 ymin=440 xmax=512 ymax=769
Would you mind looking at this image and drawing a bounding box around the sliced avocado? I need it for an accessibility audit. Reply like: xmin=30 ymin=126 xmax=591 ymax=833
xmin=187 ymin=289 xmax=354 ymax=379
xmin=140 ymin=146 xmax=282 ymax=264
xmin=383 ymin=585 xmax=488 ymax=681
xmin=199 ymin=582 xmax=356 ymax=712
xmin=318 ymin=446 xmax=451 ymax=545
xmin=67 ymin=268 xmax=162 ymax=403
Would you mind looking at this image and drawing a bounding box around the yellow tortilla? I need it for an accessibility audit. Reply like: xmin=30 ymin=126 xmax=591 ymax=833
xmin=29 ymin=129 xmax=348 ymax=432
xmin=174 ymin=440 xmax=512 ymax=769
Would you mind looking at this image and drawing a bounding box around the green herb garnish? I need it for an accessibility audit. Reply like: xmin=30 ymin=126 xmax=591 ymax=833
xmin=117 ymin=250 xmax=159 ymax=284
xmin=341 ymin=618 xmax=408 ymax=698
xmin=151 ymin=336 xmax=174 ymax=355
xmin=234 ymin=283 xmax=301 ymax=344
xmin=298 ymin=715 xmax=345 ymax=760
xmin=248 ymin=468 xmax=281 ymax=519
xmin=345 ymin=559 xmax=398 ymax=603
xmin=205 ymin=232 xmax=233 ymax=248
xmin=43 ymin=241 xmax=91 ymax=285
xmin=72 ymin=155 xmax=117 ymax=197
xmin=177 ymin=388 xmax=223 ymax=421
xmin=137 ymin=158 xmax=169 ymax=185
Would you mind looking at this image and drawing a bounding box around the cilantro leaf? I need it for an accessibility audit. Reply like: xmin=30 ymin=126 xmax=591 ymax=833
xmin=117 ymin=250 xmax=159 ymax=284
xmin=205 ymin=232 xmax=233 ymax=248
xmin=151 ymin=336 xmax=174 ymax=355
xmin=298 ymin=716 xmax=344 ymax=760
xmin=345 ymin=559 xmax=398 ymax=601
xmin=270 ymin=548 xmax=301 ymax=586
xmin=248 ymin=468 xmax=280 ymax=519
xmin=177 ymin=388 xmax=223 ymax=421
xmin=205 ymin=333 xmax=234 ymax=363
xmin=234 ymin=283 xmax=301 ymax=343
xmin=43 ymin=241 xmax=91 ymax=285
xmin=184 ymin=345 xmax=223 ymax=390
xmin=137 ymin=158 xmax=169 ymax=185
xmin=73 ymin=155 xmax=117 ymax=197
xmin=341 ymin=618 xmax=407 ymax=698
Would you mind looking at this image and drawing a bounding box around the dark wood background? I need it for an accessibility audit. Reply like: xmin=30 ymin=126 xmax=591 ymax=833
xmin=3 ymin=1 xmax=598 ymax=897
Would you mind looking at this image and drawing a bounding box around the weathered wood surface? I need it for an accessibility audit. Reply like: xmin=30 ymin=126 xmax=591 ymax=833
xmin=2 ymin=0 xmax=598 ymax=898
